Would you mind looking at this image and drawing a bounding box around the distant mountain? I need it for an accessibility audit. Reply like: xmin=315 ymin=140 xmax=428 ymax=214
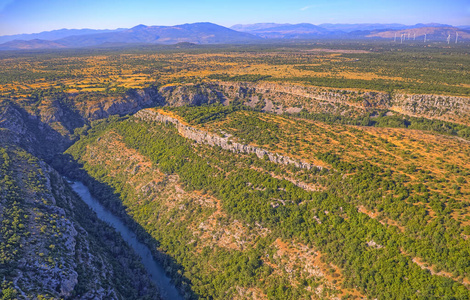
xmin=232 ymin=22 xmax=470 ymax=40
xmin=231 ymin=23 xmax=333 ymax=39
xmin=409 ymin=23 xmax=452 ymax=28
xmin=0 ymin=28 xmax=126 ymax=44
xmin=1 ymin=22 xmax=468 ymax=50
xmin=318 ymin=23 xmax=406 ymax=32
xmin=367 ymin=26 xmax=470 ymax=41
xmin=0 ymin=23 xmax=260 ymax=50
xmin=231 ymin=23 xmax=290 ymax=32
xmin=318 ymin=23 xmax=451 ymax=32
xmin=0 ymin=39 xmax=67 ymax=50
xmin=57 ymin=22 xmax=260 ymax=47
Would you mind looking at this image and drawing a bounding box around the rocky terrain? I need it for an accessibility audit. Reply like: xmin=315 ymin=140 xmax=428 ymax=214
xmin=2 ymin=80 xmax=468 ymax=162
xmin=1 ymin=77 xmax=469 ymax=298
xmin=64 ymin=116 xmax=361 ymax=299
xmin=64 ymin=104 xmax=470 ymax=299
xmin=135 ymin=109 xmax=321 ymax=170
xmin=206 ymin=81 xmax=470 ymax=125
xmin=0 ymin=137 xmax=160 ymax=299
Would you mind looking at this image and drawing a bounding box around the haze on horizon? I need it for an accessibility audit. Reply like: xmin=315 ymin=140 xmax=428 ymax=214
xmin=0 ymin=0 xmax=469 ymax=36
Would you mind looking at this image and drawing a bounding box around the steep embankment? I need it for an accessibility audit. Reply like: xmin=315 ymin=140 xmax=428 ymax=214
xmin=65 ymin=117 xmax=362 ymax=299
xmin=206 ymin=81 xmax=470 ymax=125
xmin=135 ymin=108 xmax=321 ymax=170
xmin=0 ymin=139 xmax=160 ymax=299
xmin=1 ymin=79 xmax=468 ymax=298
xmin=65 ymin=109 xmax=470 ymax=300
xmin=2 ymin=80 xmax=468 ymax=162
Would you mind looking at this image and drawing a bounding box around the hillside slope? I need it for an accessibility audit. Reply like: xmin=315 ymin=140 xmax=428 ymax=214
xmin=65 ymin=106 xmax=470 ymax=299
xmin=0 ymin=135 xmax=160 ymax=299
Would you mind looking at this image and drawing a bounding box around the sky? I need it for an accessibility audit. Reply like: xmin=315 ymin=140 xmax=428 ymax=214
xmin=0 ymin=0 xmax=469 ymax=36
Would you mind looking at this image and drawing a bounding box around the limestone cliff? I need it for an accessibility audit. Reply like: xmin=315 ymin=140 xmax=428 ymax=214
xmin=201 ymin=81 xmax=470 ymax=125
xmin=0 ymin=144 xmax=160 ymax=299
xmin=135 ymin=109 xmax=322 ymax=170
xmin=2 ymin=80 xmax=468 ymax=163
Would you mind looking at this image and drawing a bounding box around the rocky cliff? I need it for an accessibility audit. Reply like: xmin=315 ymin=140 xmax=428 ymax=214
xmin=201 ymin=81 xmax=470 ymax=125
xmin=0 ymin=102 xmax=71 ymax=160
xmin=391 ymin=93 xmax=470 ymax=125
xmin=0 ymin=143 xmax=160 ymax=299
xmin=71 ymin=83 xmax=470 ymax=125
xmin=135 ymin=109 xmax=322 ymax=170
xmin=1 ymin=80 xmax=468 ymax=162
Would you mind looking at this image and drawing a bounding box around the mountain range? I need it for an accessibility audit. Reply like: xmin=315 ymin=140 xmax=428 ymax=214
xmin=0 ymin=28 xmax=126 ymax=44
xmin=1 ymin=22 xmax=469 ymax=50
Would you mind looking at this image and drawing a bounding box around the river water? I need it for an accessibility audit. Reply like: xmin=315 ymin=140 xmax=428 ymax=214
xmin=70 ymin=181 xmax=183 ymax=300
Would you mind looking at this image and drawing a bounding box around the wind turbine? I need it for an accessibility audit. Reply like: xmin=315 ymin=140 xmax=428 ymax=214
xmin=447 ymin=34 xmax=451 ymax=44
xmin=413 ymin=33 xmax=416 ymax=40
xmin=456 ymin=32 xmax=459 ymax=43
xmin=394 ymin=32 xmax=397 ymax=42
xmin=424 ymin=34 xmax=427 ymax=43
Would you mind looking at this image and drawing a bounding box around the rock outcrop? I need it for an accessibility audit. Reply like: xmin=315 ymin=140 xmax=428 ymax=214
xmin=200 ymin=81 xmax=470 ymax=125
xmin=135 ymin=109 xmax=323 ymax=170
xmin=2 ymin=80 xmax=469 ymax=163
xmin=391 ymin=93 xmax=470 ymax=125
xmin=0 ymin=102 xmax=70 ymax=160
xmin=0 ymin=144 xmax=160 ymax=299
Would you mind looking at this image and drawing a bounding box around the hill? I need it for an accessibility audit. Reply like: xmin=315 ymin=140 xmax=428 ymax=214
xmin=0 ymin=39 xmax=67 ymax=50
xmin=0 ymin=23 xmax=260 ymax=50
xmin=233 ymin=23 xmax=331 ymax=39
xmin=1 ymin=22 xmax=469 ymax=50
xmin=63 ymin=105 xmax=470 ymax=299
xmin=318 ymin=23 xmax=451 ymax=32
xmin=0 ymin=28 xmax=126 ymax=44
xmin=230 ymin=22 xmax=464 ymax=40
xmin=0 ymin=134 xmax=160 ymax=298
xmin=368 ymin=26 xmax=470 ymax=40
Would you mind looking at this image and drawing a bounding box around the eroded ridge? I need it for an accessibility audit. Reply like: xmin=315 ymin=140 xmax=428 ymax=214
xmin=135 ymin=108 xmax=323 ymax=171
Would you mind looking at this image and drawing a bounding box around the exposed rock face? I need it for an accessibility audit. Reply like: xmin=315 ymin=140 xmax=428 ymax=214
xmin=0 ymin=103 xmax=70 ymax=160
xmin=213 ymin=81 xmax=391 ymax=109
xmin=75 ymin=88 xmax=165 ymax=120
xmin=158 ymin=84 xmax=223 ymax=107
xmin=63 ymin=82 xmax=470 ymax=126
xmin=201 ymin=81 xmax=470 ymax=125
xmin=75 ymin=85 xmax=221 ymax=120
xmin=135 ymin=109 xmax=322 ymax=170
xmin=391 ymin=93 xmax=470 ymax=125
xmin=2 ymin=81 xmax=469 ymax=163
xmin=0 ymin=145 xmax=160 ymax=299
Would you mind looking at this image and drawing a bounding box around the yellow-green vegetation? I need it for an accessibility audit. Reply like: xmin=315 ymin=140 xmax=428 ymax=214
xmin=0 ymin=43 xmax=469 ymax=100
xmin=67 ymin=105 xmax=470 ymax=299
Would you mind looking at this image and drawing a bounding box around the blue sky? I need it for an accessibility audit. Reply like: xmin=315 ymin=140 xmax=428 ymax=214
xmin=0 ymin=0 xmax=469 ymax=35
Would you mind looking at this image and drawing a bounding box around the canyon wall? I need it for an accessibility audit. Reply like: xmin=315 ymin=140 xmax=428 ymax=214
xmin=2 ymin=80 xmax=469 ymax=161
xmin=135 ymin=109 xmax=322 ymax=171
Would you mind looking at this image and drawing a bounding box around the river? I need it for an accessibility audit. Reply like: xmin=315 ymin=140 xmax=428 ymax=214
xmin=70 ymin=181 xmax=183 ymax=300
